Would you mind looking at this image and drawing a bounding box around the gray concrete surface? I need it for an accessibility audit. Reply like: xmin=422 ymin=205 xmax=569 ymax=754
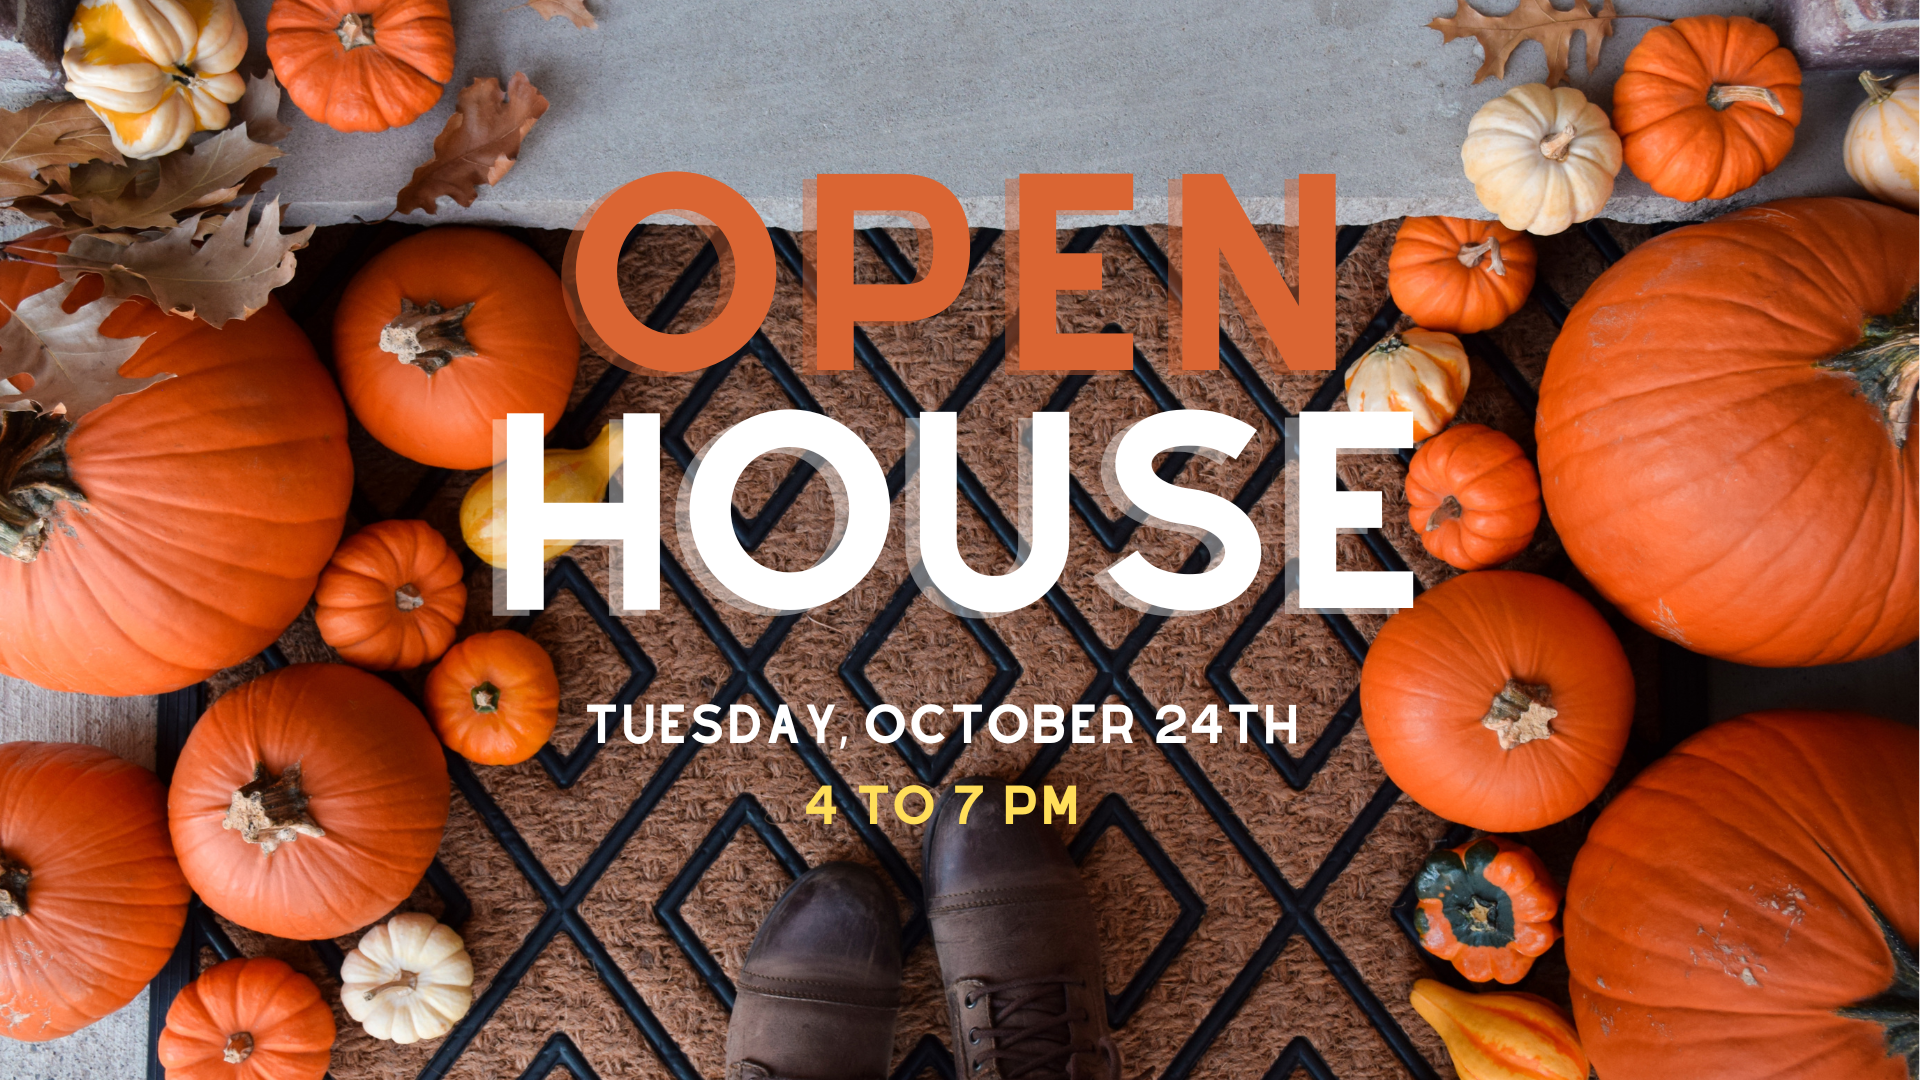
xmin=232 ymin=0 xmax=1890 ymax=231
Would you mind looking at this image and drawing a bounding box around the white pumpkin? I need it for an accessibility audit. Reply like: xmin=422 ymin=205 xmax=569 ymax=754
xmin=1462 ymin=84 xmax=1621 ymax=235
xmin=61 ymin=0 xmax=247 ymax=160
xmin=1844 ymin=71 xmax=1918 ymax=212
xmin=340 ymin=913 xmax=474 ymax=1045
xmin=1344 ymin=329 xmax=1470 ymax=442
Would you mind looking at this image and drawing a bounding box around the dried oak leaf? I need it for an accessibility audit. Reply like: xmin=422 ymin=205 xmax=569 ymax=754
xmin=59 ymin=196 xmax=314 ymax=327
xmin=0 ymin=100 xmax=123 ymax=201
xmin=0 ymin=280 xmax=162 ymax=419
xmin=523 ymin=0 xmax=596 ymax=29
xmin=232 ymin=72 xmax=293 ymax=145
xmin=1429 ymin=0 xmax=1617 ymax=88
xmin=397 ymin=73 xmax=549 ymax=216
xmin=71 ymin=126 xmax=283 ymax=231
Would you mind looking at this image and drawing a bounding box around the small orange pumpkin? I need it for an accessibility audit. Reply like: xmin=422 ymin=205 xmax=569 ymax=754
xmin=425 ymin=630 xmax=560 ymax=766
xmin=315 ymin=520 xmax=465 ymax=672
xmin=1406 ymin=424 xmax=1541 ymax=571
xmin=168 ymin=663 xmax=451 ymax=941
xmin=1388 ymin=217 xmax=1537 ymax=334
xmin=266 ymin=0 xmax=455 ymax=133
xmin=157 ymin=957 xmax=334 ymax=1080
xmin=1360 ymin=571 xmax=1634 ymax=832
xmin=1612 ymin=15 xmax=1803 ymax=202
xmin=1415 ymin=835 xmax=1561 ymax=984
xmin=332 ymin=228 xmax=580 ymax=470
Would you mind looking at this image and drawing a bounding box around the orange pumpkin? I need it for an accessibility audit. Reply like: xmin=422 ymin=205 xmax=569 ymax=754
xmin=1388 ymin=217 xmax=1537 ymax=334
xmin=1612 ymin=15 xmax=1803 ymax=202
xmin=314 ymin=519 xmax=466 ymax=671
xmin=1415 ymin=835 xmax=1561 ymax=984
xmin=1406 ymin=424 xmax=1540 ymax=571
xmin=266 ymin=0 xmax=455 ymax=133
xmin=1536 ymin=198 xmax=1917 ymax=667
xmin=0 ymin=239 xmax=352 ymax=696
xmin=168 ymin=663 xmax=450 ymax=941
xmin=332 ymin=228 xmax=580 ymax=470
xmin=425 ymin=630 xmax=559 ymax=766
xmin=157 ymin=957 xmax=334 ymax=1080
xmin=1566 ymin=711 xmax=1917 ymax=1080
xmin=1359 ymin=571 xmax=1633 ymax=832
xmin=0 ymin=742 xmax=189 ymax=1041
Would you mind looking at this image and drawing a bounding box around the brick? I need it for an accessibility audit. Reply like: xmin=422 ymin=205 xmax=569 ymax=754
xmin=1777 ymin=0 xmax=1920 ymax=70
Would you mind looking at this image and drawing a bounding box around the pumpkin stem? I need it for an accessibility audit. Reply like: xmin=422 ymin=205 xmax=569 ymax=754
xmin=223 ymin=1033 xmax=254 ymax=1064
xmin=380 ymin=299 xmax=479 ymax=377
xmin=1425 ymin=495 xmax=1464 ymax=533
xmin=1820 ymin=844 xmax=1919 ymax=1075
xmin=1820 ymin=290 xmax=1917 ymax=449
xmin=336 ymin=13 xmax=376 ymax=50
xmin=1538 ymin=127 xmax=1576 ymax=162
xmin=0 ymin=848 xmax=29 ymax=917
xmin=1456 ymin=236 xmax=1507 ymax=277
xmin=0 ymin=409 xmax=84 ymax=564
xmin=395 ymin=583 xmax=425 ymax=611
xmin=1860 ymin=71 xmax=1897 ymax=106
xmin=222 ymin=762 xmax=326 ymax=856
xmin=364 ymin=970 xmax=420 ymax=1002
xmin=1706 ymin=84 xmax=1786 ymax=115
xmin=471 ymin=681 xmax=501 ymax=713
xmin=1480 ymin=678 xmax=1556 ymax=750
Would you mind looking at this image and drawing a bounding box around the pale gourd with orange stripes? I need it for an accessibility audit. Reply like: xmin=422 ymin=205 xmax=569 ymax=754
xmin=1409 ymin=979 xmax=1588 ymax=1080
xmin=1343 ymin=329 xmax=1469 ymax=441
xmin=61 ymin=0 xmax=248 ymax=159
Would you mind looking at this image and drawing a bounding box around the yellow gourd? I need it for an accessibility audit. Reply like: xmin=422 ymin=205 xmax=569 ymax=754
xmin=1409 ymin=979 xmax=1587 ymax=1080
xmin=62 ymin=0 xmax=248 ymax=160
xmin=460 ymin=421 xmax=623 ymax=568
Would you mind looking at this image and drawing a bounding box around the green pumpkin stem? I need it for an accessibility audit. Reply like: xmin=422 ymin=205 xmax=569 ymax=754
xmin=1480 ymin=678 xmax=1556 ymax=750
xmin=1820 ymin=290 xmax=1917 ymax=450
xmin=0 ymin=848 xmax=30 ymax=917
xmin=1821 ymin=845 xmax=1919 ymax=1077
xmin=0 ymin=409 xmax=84 ymax=564
xmin=222 ymin=762 xmax=326 ymax=856
xmin=380 ymin=299 xmax=478 ymax=377
xmin=471 ymin=681 xmax=502 ymax=713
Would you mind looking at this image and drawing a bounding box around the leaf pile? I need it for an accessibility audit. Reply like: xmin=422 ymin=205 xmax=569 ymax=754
xmin=1429 ymin=0 xmax=1618 ymax=88
xmin=398 ymin=73 xmax=550 ymax=215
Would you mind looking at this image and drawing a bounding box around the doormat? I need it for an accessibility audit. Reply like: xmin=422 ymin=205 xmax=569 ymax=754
xmin=192 ymin=217 xmax=1671 ymax=1080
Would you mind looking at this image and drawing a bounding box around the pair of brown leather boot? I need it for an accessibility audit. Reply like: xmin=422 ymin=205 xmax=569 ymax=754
xmin=725 ymin=776 xmax=1120 ymax=1080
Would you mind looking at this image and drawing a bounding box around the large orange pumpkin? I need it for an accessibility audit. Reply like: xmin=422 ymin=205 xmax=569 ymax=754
xmin=314 ymin=519 xmax=466 ymax=671
xmin=1536 ymin=197 xmax=1917 ymax=666
xmin=332 ymin=228 xmax=580 ymax=470
xmin=1566 ymin=711 xmax=1917 ymax=1080
xmin=168 ymin=664 xmax=450 ymax=941
xmin=0 ymin=742 xmax=189 ymax=1041
xmin=1612 ymin=15 xmax=1803 ymax=202
xmin=266 ymin=0 xmax=455 ymax=134
xmin=0 ymin=242 xmax=352 ymax=696
xmin=1388 ymin=216 xmax=1537 ymax=334
xmin=1359 ymin=570 xmax=1633 ymax=832
xmin=157 ymin=957 xmax=335 ymax=1080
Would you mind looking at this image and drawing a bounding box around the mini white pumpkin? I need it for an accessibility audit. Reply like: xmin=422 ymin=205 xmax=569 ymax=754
xmin=61 ymin=0 xmax=248 ymax=160
xmin=1344 ymin=329 xmax=1470 ymax=441
xmin=1844 ymin=71 xmax=1918 ymax=212
xmin=340 ymin=912 xmax=474 ymax=1044
xmin=1462 ymin=84 xmax=1622 ymax=235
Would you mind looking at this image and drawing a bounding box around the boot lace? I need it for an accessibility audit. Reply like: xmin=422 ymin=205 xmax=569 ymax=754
xmin=963 ymin=979 xmax=1119 ymax=1080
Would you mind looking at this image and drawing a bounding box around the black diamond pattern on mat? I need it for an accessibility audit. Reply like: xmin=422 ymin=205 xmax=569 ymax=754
xmin=150 ymin=217 xmax=1644 ymax=1080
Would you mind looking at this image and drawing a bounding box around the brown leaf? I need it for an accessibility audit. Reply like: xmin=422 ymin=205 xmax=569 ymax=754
xmin=1429 ymin=0 xmax=1616 ymax=88
xmin=71 ymin=126 xmax=284 ymax=230
xmin=522 ymin=0 xmax=596 ymax=29
xmin=397 ymin=73 xmax=549 ymax=216
xmin=58 ymin=196 xmax=314 ymax=327
xmin=0 ymin=100 xmax=124 ymax=201
xmin=0 ymin=280 xmax=163 ymax=419
xmin=232 ymin=72 xmax=293 ymax=145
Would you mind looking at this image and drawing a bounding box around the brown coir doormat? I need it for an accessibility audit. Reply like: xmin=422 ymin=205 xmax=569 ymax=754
xmin=198 ymin=218 xmax=1671 ymax=1080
